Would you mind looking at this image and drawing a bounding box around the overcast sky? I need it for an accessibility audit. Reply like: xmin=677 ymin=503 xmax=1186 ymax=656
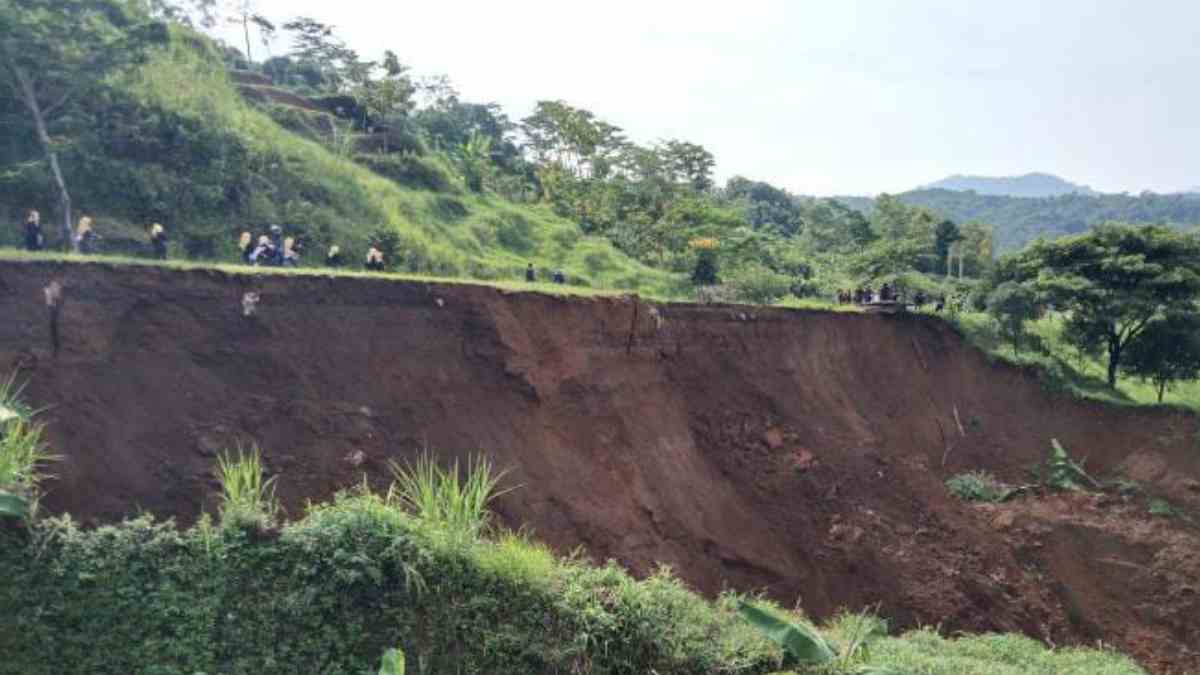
xmin=221 ymin=0 xmax=1200 ymax=196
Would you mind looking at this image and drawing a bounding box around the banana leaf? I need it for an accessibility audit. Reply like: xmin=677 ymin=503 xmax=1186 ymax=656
xmin=0 ymin=491 xmax=28 ymax=520
xmin=378 ymin=647 xmax=405 ymax=675
xmin=738 ymin=600 xmax=835 ymax=666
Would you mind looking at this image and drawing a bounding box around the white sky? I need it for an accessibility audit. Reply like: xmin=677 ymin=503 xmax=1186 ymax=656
xmin=220 ymin=0 xmax=1200 ymax=196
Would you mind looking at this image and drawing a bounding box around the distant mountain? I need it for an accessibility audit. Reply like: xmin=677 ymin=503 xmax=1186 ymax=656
xmin=920 ymin=173 xmax=1099 ymax=198
xmin=835 ymin=189 xmax=1200 ymax=253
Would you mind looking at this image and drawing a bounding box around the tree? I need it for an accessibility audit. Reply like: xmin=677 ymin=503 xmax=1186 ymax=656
xmin=1011 ymin=224 xmax=1200 ymax=387
xmin=459 ymin=130 xmax=492 ymax=193
xmin=351 ymin=49 xmax=416 ymax=142
xmin=1121 ymin=312 xmax=1200 ymax=402
xmin=281 ymin=16 xmax=359 ymax=92
xmin=690 ymin=238 xmax=719 ymax=285
xmin=934 ymin=219 xmax=962 ymax=276
xmin=226 ymin=0 xmax=272 ymax=63
xmin=985 ymin=281 xmax=1039 ymax=353
xmin=660 ymin=140 xmax=714 ymax=191
xmin=0 ymin=0 xmax=167 ymax=249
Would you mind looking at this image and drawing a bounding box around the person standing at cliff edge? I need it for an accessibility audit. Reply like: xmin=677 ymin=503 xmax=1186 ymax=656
xmin=74 ymin=216 xmax=99 ymax=254
xmin=326 ymin=245 xmax=344 ymax=268
xmin=525 ymin=262 xmax=535 ymax=282
xmin=364 ymin=247 xmax=385 ymax=272
xmin=149 ymin=223 xmax=168 ymax=260
xmin=21 ymin=209 xmax=43 ymax=251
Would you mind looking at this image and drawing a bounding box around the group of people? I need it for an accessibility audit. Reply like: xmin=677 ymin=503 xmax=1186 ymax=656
xmin=20 ymin=209 xmax=570 ymax=286
xmin=836 ymin=283 xmax=947 ymax=312
xmin=19 ymin=209 xmax=168 ymax=259
xmin=526 ymin=262 xmax=567 ymax=285
xmin=838 ymin=283 xmax=898 ymax=305
xmin=238 ymin=226 xmax=303 ymax=267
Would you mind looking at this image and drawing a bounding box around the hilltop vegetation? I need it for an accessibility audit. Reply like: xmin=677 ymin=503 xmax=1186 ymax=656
xmin=921 ymin=172 xmax=1099 ymax=197
xmin=839 ymin=189 xmax=1200 ymax=253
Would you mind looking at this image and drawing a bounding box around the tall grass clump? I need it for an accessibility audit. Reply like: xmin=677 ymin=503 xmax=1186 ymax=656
xmin=216 ymin=444 xmax=279 ymax=530
xmin=0 ymin=376 xmax=57 ymax=520
xmin=387 ymin=452 xmax=513 ymax=544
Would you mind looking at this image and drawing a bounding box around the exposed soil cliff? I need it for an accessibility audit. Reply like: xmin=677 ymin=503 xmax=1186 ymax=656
xmin=1 ymin=261 xmax=1197 ymax=673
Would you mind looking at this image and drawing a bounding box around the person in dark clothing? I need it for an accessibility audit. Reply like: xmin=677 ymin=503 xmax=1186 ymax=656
xmin=238 ymin=232 xmax=254 ymax=264
xmin=326 ymin=245 xmax=344 ymax=268
xmin=149 ymin=223 xmax=168 ymax=260
xmin=525 ymin=263 xmax=536 ymax=282
xmin=552 ymin=269 xmax=565 ymax=284
xmin=913 ymin=291 xmax=927 ymax=307
xmin=934 ymin=296 xmax=945 ymax=312
xmin=268 ymin=225 xmax=285 ymax=266
xmin=22 ymin=210 xmax=43 ymax=251
xmin=364 ymin=247 xmax=385 ymax=272
xmin=75 ymin=217 xmax=99 ymax=254
xmin=249 ymin=235 xmax=274 ymax=265
xmin=880 ymin=283 xmax=892 ymax=302
xmin=282 ymin=237 xmax=300 ymax=268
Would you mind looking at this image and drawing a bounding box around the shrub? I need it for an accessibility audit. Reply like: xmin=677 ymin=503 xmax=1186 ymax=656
xmin=0 ymin=378 xmax=57 ymax=521
xmin=493 ymin=212 xmax=535 ymax=254
xmin=215 ymin=445 xmax=279 ymax=531
xmin=387 ymin=452 xmax=513 ymax=545
xmin=946 ymin=471 xmax=1013 ymax=503
xmin=727 ymin=263 xmax=792 ymax=305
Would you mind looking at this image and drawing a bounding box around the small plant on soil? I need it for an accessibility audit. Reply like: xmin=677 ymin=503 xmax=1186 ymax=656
xmin=1031 ymin=439 xmax=1101 ymax=492
xmin=1147 ymin=498 xmax=1188 ymax=520
xmin=216 ymin=444 xmax=279 ymax=531
xmin=946 ymin=471 xmax=1014 ymax=503
xmin=387 ymin=452 xmax=514 ymax=545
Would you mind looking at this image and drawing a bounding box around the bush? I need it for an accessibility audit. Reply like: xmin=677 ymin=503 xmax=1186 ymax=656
xmin=727 ymin=263 xmax=792 ymax=305
xmin=216 ymin=445 xmax=279 ymax=531
xmin=0 ymin=491 xmax=782 ymax=675
xmin=492 ymin=212 xmax=535 ymax=254
xmin=946 ymin=471 xmax=1013 ymax=503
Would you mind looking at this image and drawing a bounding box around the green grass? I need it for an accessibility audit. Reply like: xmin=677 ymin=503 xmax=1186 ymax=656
xmin=948 ymin=311 xmax=1200 ymax=411
xmin=386 ymin=452 xmax=513 ymax=545
xmin=860 ymin=629 xmax=1145 ymax=675
xmin=0 ymin=248 xmax=673 ymax=300
xmin=215 ymin=444 xmax=279 ymax=530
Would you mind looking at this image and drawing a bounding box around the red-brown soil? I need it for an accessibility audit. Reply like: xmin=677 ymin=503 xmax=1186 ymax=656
xmin=1 ymin=261 xmax=1197 ymax=673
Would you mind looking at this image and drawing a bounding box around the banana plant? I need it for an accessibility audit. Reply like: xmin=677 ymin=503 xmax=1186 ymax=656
xmin=738 ymin=600 xmax=835 ymax=666
xmin=0 ymin=491 xmax=27 ymax=520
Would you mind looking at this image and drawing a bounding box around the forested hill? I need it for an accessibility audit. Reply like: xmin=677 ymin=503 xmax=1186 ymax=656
xmin=837 ymin=189 xmax=1200 ymax=253
xmin=920 ymin=173 xmax=1098 ymax=197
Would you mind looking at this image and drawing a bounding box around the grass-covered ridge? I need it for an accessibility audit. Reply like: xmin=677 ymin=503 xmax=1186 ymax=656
xmin=0 ymin=30 xmax=682 ymax=297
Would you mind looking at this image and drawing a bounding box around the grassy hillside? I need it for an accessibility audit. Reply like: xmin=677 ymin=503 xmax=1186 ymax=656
xmin=0 ymin=33 xmax=683 ymax=297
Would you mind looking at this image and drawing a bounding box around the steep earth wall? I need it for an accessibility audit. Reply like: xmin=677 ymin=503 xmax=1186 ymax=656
xmin=1 ymin=260 xmax=1197 ymax=673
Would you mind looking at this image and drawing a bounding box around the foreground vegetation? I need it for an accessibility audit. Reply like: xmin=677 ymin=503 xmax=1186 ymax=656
xmin=0 ymin=396 xmax=1148 ymax=674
